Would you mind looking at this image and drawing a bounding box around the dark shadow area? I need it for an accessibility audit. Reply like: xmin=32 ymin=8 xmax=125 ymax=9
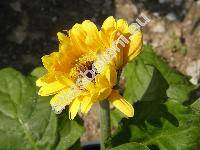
xmin=134 ymin=0 xmax=187 ymax=21
xmin=184 ymin=85 xmax=200 ymax=105
xmin=148 ymin=144 xmax=160 ymax=150
xmin=0 ymin=0 xmax=115 ymax=74
xmin=82 ymin=142 xmax=100 ymax=150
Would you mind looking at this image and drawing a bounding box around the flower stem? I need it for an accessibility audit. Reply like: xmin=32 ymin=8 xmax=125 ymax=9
xmin=100 ymin=100 xmax=111 ymax=150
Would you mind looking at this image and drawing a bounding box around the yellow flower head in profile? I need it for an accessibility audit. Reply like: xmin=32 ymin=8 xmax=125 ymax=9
xmin=36 ymin=16 xmax=143 ymax=120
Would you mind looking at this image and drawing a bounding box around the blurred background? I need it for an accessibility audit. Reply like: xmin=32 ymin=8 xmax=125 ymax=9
xmin=1 ymin=0 xmax=199 ymax=143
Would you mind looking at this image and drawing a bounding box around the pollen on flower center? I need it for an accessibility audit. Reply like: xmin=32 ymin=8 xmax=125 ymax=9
xmin=69 ymin=51 xmax=97 ymax=80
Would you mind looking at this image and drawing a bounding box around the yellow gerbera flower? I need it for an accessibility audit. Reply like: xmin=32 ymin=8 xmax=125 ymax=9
xmin=36 ymin=16 xmax=143 ymax=120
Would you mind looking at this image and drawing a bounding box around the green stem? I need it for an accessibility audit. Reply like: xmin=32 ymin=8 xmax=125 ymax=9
xmin=100 ymin=100 xmax=111 ymax=150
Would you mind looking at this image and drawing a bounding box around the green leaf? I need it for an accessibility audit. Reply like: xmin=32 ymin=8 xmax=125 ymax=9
xmin=139 ymin=45 xmax=191 ymax=85
xmin=31 ymin=67 xmax=47 ymax=78
xmin=109 ymin=142 xmax=150 ymax=150
xmin=109 ymin=99 xmax=200 ymax=150
xmin=55 ymin=113 xmax=84 ymax=150
xmin=111 ymin=45 xmax=198 ymax=127
xmin=123 ymin=58 xmax=155 ymax=104
xmin=191 ymin=98 xmax=200 ymax=113
xmin=111 ymin=56 xmax=169 ymax=127
xmin=143 ymin=100 xmax=200 ymax=149
xmin=167 ymin=84 xmax=198 ymax=103
xmin=138 ymin=45 xmax=198 ymax=104
xmin=109 ymin=45 xmax=200 ymax=150
xmin=0 ymin=68 xmax=84 ymax=150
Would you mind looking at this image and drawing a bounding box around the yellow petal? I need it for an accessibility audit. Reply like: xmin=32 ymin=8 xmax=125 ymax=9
xmin=50 ymin=86 xmax=81 ymax=112
xmin=38 ymin=81 xmax=66 ymax=96
xmin=117 ymin=19 xmax=129 ymax=34
xmin=97 ymin=87 xmax=112 ymax=101
xmin=82 ymin=20 xmax=101 ymax=50
xmin=101 ymin=16 xmax=116 ymax=32
xmin=36 ymin=73 xmax=56 ymax=87
xmin=102 ymin=65 xmax=117 ymax=86
xmin=81 ymin=96 xmax=94 ymax=113
xmin=69 ymin=98 xmax=81 ymax=120
xmin=69 ymin=23 xmax=88 ymax=54
xmin=80 ymin=77 xmax=95 ymax=91
xmin=42 ymin=52 xmax=59 ymax=71
xmin=59 ymin=21 xmax=101 ymax=61
xmin=100 ymin=16 xmax=117 ymax=47
xmin=57 ymin=32 xmax=73 ymax=55
xmin=57 ymin=32 xmax=68 ymax=43
xmin=50 ymin=92 xmax=68 ymax=113
xmin=127 ymin=42 xmax=143 ymax=62
xmin=55 ymin=73 xmax=74 ymax=87
xmin=124 ymin=26 xmax=143 ymax=63
xmin=99 ymin=31 xmax=110 ymax=48
xmin=95 ymin=74 xmax=110 ymax=88
xmin=36 ymin=78 xmax=46 ymax=87
xmin=108 ymin=90 xmax=134 ymax=117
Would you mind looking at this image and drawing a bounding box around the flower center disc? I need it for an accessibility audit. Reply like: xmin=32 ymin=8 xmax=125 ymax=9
xmin=69 ymin=51 xmax=97 ymax=80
